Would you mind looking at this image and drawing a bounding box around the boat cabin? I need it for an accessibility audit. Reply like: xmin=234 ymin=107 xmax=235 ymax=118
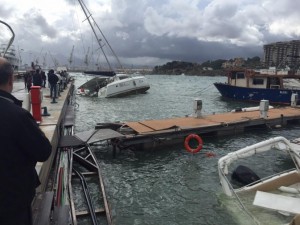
xmin=107 ymin=74 xmax=130 ymax=83
xmin=227 ymin=68 xmax=300 ymax=89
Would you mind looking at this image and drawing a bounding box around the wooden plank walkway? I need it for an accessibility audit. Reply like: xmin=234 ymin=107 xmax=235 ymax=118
xmin=124 ymin=107 xmax=300 ymax=134
xmin=101 ymin=106 xmax=300 ymax=150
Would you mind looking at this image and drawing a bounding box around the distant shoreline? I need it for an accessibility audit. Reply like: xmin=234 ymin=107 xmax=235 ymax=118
xmin=150 ymin=69 xmax=225 ymax=76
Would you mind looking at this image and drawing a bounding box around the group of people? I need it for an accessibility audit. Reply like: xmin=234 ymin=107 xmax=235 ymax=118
xmin=23 ymin=67 xmax=69 ymax=99
xmin=0 ymin=57 xmax=52 ymax=224
xmin=23 ymin=69 xmax=46 ymax=92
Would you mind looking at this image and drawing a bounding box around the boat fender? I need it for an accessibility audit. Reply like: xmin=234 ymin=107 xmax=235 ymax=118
xmin=233 ymin=107 xmax=242 ymax=112
xmin=184 ymin=134 xmax=203 ymax=154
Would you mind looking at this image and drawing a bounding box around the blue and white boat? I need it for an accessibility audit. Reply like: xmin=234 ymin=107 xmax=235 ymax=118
xmin=214 ymin=68 xmax=300 ymax=105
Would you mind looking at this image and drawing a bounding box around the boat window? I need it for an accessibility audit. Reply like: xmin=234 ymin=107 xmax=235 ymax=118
xmin=236 ymin=72 xmax=245 ymax=79
xmin=230 ymin=72 xmax=245 ymax=79
xmin=252 ymin=78 xmax=264 ymax=85
xmin=119 ymin=75 xmax=129 ymax=80
xmin=270 ymin=85 xmax=280 ymax=89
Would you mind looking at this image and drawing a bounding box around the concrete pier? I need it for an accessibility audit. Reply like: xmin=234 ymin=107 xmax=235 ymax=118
xmin=11 ymin=78 xmax=75 ymax=223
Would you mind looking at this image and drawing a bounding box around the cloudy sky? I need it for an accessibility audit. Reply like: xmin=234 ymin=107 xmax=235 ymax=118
xmin=0 ymin=0 xmax=299 ymax=69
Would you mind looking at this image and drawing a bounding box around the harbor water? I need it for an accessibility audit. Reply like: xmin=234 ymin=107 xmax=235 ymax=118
xmin=73 ymin=74 xmax=300 ymax=225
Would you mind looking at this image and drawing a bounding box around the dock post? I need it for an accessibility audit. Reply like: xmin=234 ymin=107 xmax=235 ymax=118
xmin=193 ymin=98 xmax=202 ymax=118
xmin=259 ymin=100 xmax=269 ymax=119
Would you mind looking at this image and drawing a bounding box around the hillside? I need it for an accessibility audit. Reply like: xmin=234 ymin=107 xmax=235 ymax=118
xmin=151 ymin=57 xmax=261 ymax=76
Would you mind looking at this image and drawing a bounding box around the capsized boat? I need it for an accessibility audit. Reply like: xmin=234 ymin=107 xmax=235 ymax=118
xmin=76 ymin=0 xmax=150 ymax=98
xmin=77 ymin=73 xmax=150 ymax=98
xmin=83 ymin=70 xmax=116 ymax=77
xmin=218 ymin=136 xmax=300 ymax=225
xmin=214 ymin=67 xmax=300 ymax=105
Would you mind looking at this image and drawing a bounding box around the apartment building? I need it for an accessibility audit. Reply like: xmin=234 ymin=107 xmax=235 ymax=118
xmin=263 ymin=40 xmax=300 ymax=68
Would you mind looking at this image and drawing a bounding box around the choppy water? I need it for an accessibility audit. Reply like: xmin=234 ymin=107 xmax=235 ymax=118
xmin=73 ymin=73 xmax=300 ymax=225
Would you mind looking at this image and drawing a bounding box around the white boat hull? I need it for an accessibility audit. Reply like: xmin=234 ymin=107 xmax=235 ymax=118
xmin=99 ymin=75 xmax=150 ymax=98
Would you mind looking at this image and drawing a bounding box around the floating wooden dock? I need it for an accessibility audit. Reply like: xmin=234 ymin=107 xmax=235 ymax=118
xmin=93 ymin=106 xmax=300 ymax=151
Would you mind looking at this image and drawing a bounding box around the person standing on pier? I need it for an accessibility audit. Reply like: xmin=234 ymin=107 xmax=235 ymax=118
xmin=0 ymin=57 xmax=52 ymax=225
xmin=48 ymin=69 xmax=59 ymax=101
xmin=32 ymin=68 xmax=43 ymax=87
xmin=41 ymin=70 xmax=46 ymax=88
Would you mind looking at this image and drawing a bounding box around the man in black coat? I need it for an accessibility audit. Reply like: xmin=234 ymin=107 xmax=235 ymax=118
xmin=47 ymin=69 xmax=59 ymax=98
xmin=32 ymin=68 xmax=43 ymax=87
xmin=0 ymin=57 xmax=52 ymax=225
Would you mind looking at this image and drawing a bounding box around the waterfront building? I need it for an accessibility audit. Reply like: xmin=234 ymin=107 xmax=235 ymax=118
xmin=263 ymin=40 xmax=300 ymax=68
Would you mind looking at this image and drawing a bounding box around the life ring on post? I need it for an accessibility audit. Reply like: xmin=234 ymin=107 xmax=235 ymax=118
xmin=184 ymin=134 xmax=203 ymax=154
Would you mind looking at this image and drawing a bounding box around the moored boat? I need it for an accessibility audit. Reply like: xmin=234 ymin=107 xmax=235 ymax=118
xmin=0 ymin=44 xmax=19 ymax=70
xmin=214 ymin=67 xmax=300 ymax=105
xmin=0 ymin=20 xmax=19 ymax=71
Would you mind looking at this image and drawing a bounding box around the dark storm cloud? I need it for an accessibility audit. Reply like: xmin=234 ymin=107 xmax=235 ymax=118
xmin=22 ymin=10 xmax=57 ymax=39
xmin=87 ymin=0 xmax=265 ymax=66
xmin=3 ymin=0 xmax=300 ymax=67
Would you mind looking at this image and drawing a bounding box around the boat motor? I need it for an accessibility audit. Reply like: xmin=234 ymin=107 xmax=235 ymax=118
xmin=291 ymin=93 xmax=298 ymax=107
xmin=259 ymin=100 xmax=269 ymax=119
xmin=231 ymin=165 xmax=260 ymax=186
xmin=193 ymin=98 xmax=202 ymax=118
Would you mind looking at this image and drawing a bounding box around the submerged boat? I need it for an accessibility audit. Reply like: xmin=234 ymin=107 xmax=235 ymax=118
xmin=77 ymin=73 xmax=150 ymax=97
xmin=218 ymin=136 xmax=300 ymax=225
xmin=214 ymin=67 xmax=300 ymax=105
xmin=76 ymin=0 xmax=150 ymax=97
xmin=83 ymin=70 xmax=116 ymax=76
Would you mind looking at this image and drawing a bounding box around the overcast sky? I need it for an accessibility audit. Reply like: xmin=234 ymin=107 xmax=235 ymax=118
xmin=0 ymin=0 xmax=300 ymax=69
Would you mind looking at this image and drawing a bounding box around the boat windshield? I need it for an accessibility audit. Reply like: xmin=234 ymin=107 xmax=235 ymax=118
xmin=118 ymin=75 xmax=130 ymax=80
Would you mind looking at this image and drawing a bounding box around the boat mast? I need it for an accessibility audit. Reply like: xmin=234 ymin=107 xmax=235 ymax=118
xmin=49 ymin=51 xmax=59 ymax=68
xmin=43 ymin=53 xmax=47 ymax=69
xmin=77 ymin=0 xmax=123 ymax=70
xmin=84 ymin=47 xmax=90 ymax=68
xmin=0 ymin=20 xmax=15 ymax=57
xmin=69 ymin=45 xmax=75 ymax=68
xmin=18 ymin=46 xmax=22 ymax=69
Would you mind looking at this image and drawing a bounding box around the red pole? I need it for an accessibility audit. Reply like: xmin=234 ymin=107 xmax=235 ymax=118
xmin=30 ymin=86 xmax=42 ymax=122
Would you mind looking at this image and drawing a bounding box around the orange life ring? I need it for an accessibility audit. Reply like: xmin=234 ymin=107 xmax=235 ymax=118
xmin=184 ymin=134 xmax=203 ymax=153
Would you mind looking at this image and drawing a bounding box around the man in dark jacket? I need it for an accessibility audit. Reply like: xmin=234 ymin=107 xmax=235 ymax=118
xmin=0 ymin=57 xmax=52 ymax=225
xmin=32 ymin=68 xmax=43 ymax=87
xmin=47 ymin=69 xmax=59 ymax=98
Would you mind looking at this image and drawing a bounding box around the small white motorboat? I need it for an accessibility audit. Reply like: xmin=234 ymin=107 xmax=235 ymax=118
xmin=218 ymin=136 xmax=300 ymax=225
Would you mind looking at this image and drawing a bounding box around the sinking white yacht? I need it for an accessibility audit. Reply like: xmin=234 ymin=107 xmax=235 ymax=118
xmin=76 ymin=0 xmax=150 ymax=98
xmin=218 ymin=136 xmax=300 ymax=225
xmin=77 ymin=73 xmax=150 ymax=98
